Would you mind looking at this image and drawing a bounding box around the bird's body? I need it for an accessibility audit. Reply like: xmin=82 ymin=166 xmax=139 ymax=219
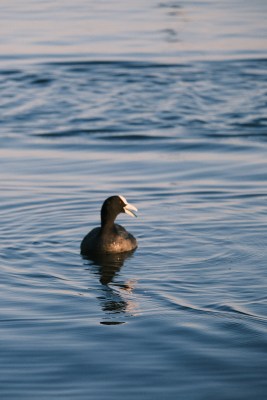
xmin=80 ymin=195 xmax=138 ymax=255
xmin=81 ymin=223 xmax=137 ymax=254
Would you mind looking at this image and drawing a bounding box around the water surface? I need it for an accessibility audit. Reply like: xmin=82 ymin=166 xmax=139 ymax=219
xmin=0 ymin=1 xmax=267 ymax=399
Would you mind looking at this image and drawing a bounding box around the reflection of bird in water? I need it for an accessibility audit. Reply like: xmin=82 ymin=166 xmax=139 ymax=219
xmin=81 ymin=195 xmax=138 ymax=255
xmin=82 ymin=250 xmax=138 ymax=322
xmin=83 ymin=249 xmax=135 ymax=285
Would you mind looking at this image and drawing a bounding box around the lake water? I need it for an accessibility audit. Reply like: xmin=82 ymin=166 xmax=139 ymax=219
xmin=1 ymin=1 xmax=267 ymax=399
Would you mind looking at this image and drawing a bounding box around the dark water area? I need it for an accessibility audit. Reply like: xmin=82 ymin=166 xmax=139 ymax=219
xmin=1 ymin=1 xmax=267 ymax=399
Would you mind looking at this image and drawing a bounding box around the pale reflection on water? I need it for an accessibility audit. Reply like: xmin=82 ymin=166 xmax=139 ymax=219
xmin=1 ymin=0 xmax=267 ymax=61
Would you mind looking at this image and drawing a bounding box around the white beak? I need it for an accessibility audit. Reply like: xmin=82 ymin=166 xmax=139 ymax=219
xmin=124 ymin=202 xmax=138 ymax=218
xmin=119 ymin=195 xmax=138 ymax=218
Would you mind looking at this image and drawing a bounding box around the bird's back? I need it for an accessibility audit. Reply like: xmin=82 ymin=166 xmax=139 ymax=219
xmin=81 ymin=224 xmax=137 ymax=255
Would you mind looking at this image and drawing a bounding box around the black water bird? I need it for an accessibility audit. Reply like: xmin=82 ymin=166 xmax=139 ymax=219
xmin=81 ymin=195 xmax=138 ymax=255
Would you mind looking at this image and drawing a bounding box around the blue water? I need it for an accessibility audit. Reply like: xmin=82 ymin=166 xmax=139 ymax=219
xmin=1 ymin=1 xmax=267 ymax=399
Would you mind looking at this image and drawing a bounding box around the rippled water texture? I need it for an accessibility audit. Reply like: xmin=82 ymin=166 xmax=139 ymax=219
xmin=1 ymin=1 xmax=267 ymax=399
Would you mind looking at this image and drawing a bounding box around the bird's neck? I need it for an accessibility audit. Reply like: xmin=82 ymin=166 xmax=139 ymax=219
xmin=101 ymin=213 xmax=116 ymax=232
